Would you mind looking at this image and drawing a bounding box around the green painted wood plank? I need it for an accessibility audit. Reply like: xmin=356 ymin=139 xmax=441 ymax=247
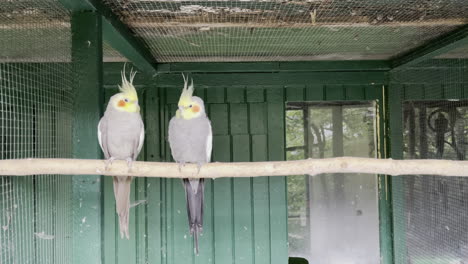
xmin=404 ymin=84 xmax=425 ymax=100
xmin=286 ymin=86 xmax=305 ymax=102
xmin=443 ymin=83 xmax=464 ymax=99
xmin=135 ymin=178 xmax=147 ymax=264
xmin=246 ymin=88 xmax=265 ymax=103
xmin=266 ymin=89 xmax=288 ymax=264
xmin=325 ymin=85 xmax=345 ymax=100
xmin=212 ymin=135 xmax=234 ymax=264
xmin=251 ymin=135 xmax=271 ymax=264
xmin=147 ymin=177 xmax=163 ymax=264
xmin=155 ymin=72 xmax=386 ymax=88
xmin=71 ymin=12 xmax=103 ymax=264
xmin=194 ymin=87 xmax=207 ymax=102
xmin=103 ymin=176 xmax=116 ymax=264
xmin=305 ymin=84 xmax=324 ymax=101
xmin=365 ymin=85 xmax=382 ymax=100
xmin=232 ymin=135 xmax=254 ymax=264
xmin=227 ymin=88 xmax=246 ymax=103
xmin=249 ymin=103 xmax=267 ymax=135
xmin=172 ymin=178 xmax=194 ymax=263
xmin=424 ymin=83 xmax=444 ymax=100
xmin=195 ymin=178 xmax=214 ymax=263
xmin=230 ymin=104 xmax=248 ymax=135
xmin=206 ymin=88 xmax=225 ymax=103
xmin=166 ymin=88 xmax=181 ymax=104
xmin=208 ymin=104 xmax=229 ymax=135
xmin=345 ymin=85 xmax=365 ymax=100
xmin=165 ymin=179 xmax=174 ymax=264
xmin=156 ymin=61 xmax=391 ymax=73
xmin=387 ymin=82 xmax=406 ymax=264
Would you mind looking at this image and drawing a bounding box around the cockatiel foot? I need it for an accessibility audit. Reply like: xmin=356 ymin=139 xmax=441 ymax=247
xmin=126 ymin=158 xmax=133 ymax=173
xmin=105 ymin=157 xmax=116 ymax=171
xmin=178 ymin=161 xmax=186 ymax=173
xmin=196 ymin=162 xmax=203 ymax=175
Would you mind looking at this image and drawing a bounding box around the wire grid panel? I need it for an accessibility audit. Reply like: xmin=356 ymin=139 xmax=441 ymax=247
xmin=390 ymin=58 xmax=468 ymax=263
xmin=101 ymin=0 xmax=468 ymax=62
xmin=0 ymin=1 xmax=75 ymax=263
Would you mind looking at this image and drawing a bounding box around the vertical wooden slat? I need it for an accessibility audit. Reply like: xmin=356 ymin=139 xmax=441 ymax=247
xmin=246 ymin=88 xmax=265 ymax=103
xmin=249 ymin=103 xmax=267 ymax=135
xmin=305 ymin=84 xmax=324 ymax=101
xmin=71 ymin=12 xmax=103 ymax=264
xmin=232 ymin=135 xmax=253 ymax=264
xmin=146 ymin=87 xmax=163 ymax=264
xmin=346 ymin=85 xmax=365 ymax=100
xmin=251 ymin=135 xmax=270 ymax=264
xmin=325 ymin=84 xmax=345 ymax=100
xmin=101 ymin=89 xmax=116 ymax=264
xmin=227 ymin=88 xmax=245 ymax=103
xmin=212 ymin=133 xmax=233 ymax=264
xmin=286 ymin=86 xmax=305 ymax=102
xmin=266 ymin=88 xmax=288 ymax=264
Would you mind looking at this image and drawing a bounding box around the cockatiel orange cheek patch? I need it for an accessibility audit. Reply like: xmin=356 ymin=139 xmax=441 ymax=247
xmin=118 ymin=100 xmax=126 ymax=107
xmin=192 ymin=105 xmax=200 ymax=113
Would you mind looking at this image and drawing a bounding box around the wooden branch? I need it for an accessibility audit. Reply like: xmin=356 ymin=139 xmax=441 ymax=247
xmin=1 ymin=158 xmax=468 ymax=178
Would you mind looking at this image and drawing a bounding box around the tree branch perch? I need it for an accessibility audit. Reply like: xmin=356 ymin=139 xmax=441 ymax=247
xmin=1 ymin=158 xmax=468 ymax=178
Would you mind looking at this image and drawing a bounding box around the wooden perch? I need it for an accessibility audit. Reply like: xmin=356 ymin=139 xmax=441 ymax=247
xmin=1 ymin=158 xmax=468 ymax=178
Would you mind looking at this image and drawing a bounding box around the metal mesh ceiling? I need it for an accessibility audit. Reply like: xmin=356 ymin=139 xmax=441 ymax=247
xmin=0 ymin=0 xmax=71 ymax=62
xmin=0 ymin=1 xmax=127 ymax=63
xmin=101 ymin=0 xmax=468 ymax=62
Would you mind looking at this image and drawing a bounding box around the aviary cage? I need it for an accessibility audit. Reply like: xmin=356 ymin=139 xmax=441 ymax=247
xmin=1 ymin=0 xmax=468 ymax=264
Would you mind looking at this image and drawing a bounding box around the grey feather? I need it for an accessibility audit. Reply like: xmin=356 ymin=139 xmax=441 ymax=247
xmin=168 ymin=96 xmax=212 ymax=255
xmin=98 ymin=95 xmax=145 ymax=239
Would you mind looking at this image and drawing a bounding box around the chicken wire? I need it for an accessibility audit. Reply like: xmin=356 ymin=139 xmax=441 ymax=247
xmin=101 ymin=0 xmax=468 ymax=62
xmin=0 ymin=1 xmax=75 ymax=263
xmin=390 ymin=57 xmax=468 ymax=263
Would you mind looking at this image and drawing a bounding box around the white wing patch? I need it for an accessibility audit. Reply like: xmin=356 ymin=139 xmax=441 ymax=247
xmin=97 ymin=120 xmax=104 ymax=151
xmin=137 ymin=122 xmax=145 ymax=154
xmin=206 ymin=123 xmax=213 ymax=162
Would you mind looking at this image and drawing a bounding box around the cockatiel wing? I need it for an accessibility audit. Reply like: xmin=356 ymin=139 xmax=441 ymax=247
xmin=206 ymin=122 xmax=212 ymax=162
xmin=134 ymin=119 xmax=145 ymax=160
xmin=97 ymin=118 xmax=110 ymax=159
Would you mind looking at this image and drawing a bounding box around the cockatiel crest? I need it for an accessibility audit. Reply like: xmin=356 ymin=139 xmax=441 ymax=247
xmin=112 ymin=65 xmax=139 ymax=113
xmin=178 ymin=73 xmax=194 ymax=106
xmin=176 ymin=74 xmax=204 ymax=120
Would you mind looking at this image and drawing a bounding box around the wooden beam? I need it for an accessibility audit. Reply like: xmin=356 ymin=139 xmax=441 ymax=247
xmin=391 ymin=24 xmax=468 ymax=69
xmin=71 ymin=11 xmax=104 ymax=264
xmin=59 ymin=0 xmax=157 ymax=75
xmin=156 ymin=61 xmax=391 ymax=73
xmin=2 ymin=158 xmax=468 ymax=178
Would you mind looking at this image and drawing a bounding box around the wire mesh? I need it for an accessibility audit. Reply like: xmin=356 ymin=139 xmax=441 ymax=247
xmin=101 ymin=0 xmax=468 ymax=62
xmin=390 ymin=57 xmax=468 ymax=263
xmin=0 ymin=1 xmax=74 ymax=263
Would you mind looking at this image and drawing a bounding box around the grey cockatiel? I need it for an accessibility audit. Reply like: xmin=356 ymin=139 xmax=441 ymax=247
xmin=168 ymin=75 xmax=212 ymax=255
xmin=97 ymin=67 xmax=144 ymax=239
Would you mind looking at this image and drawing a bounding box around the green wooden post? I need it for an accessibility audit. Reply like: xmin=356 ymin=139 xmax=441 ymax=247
xmin=71 ymin=11 xmax=104 ymax=264
xmin=377 ymin=84 xmax=394 ymax=264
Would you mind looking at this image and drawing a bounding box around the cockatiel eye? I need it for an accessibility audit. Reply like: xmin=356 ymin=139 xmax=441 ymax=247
xmin=189 ymin=104 xmax=193 ymax=108
xmin=124 ymin=98 xmax=129 ymax=103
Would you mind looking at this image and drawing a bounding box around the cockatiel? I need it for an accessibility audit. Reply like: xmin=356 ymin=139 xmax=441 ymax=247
xmin=168 ymin=74 xmax=212 ymax=255
xmin=97 ymin=66 xmax=144 ymax=239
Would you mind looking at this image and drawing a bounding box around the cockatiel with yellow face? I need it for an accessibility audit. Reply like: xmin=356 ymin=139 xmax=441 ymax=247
xmin=168 ymin=74 xmax=212 ymax=255
xmin=98 ymin=67 xmax=144 ymax=239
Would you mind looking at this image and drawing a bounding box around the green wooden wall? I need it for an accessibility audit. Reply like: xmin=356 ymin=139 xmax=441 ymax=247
xmin=98 ymin=62 xmax=388 ymax=264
